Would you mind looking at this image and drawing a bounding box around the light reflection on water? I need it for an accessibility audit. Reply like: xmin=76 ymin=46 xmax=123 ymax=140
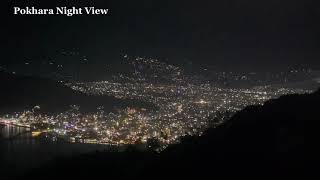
xmin=0 ymin=124 xmax=116 ymax=177
xmin=0 ymin=124 xmax=33 ymax=142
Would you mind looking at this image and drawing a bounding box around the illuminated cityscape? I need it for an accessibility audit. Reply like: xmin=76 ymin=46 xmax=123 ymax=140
xmin=2 ymin=1 xmax=319 ymax=178
xmin=0 ymin=56 xmax=312 ymax=149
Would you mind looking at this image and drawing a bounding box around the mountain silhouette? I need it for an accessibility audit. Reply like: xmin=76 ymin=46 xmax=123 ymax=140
xmin=21 ymin=88 xmax=318 ymax=179
xmin=0 ymin=72 xmax=152 ymax=114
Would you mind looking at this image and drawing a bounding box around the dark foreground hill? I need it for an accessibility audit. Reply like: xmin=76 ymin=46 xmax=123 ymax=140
xmin=0 ymin=72 xmax=153 ymax=114
xmin=21 ymin=88 xmax=318 ymax=179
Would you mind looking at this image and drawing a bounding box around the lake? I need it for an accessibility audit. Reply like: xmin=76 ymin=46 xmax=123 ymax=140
xmin=0 ymin=124 xmax=119 ymax=177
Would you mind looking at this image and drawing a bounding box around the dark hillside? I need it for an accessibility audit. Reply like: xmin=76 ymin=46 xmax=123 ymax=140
xmin=0 ymin=72 xmax=153 ymax=114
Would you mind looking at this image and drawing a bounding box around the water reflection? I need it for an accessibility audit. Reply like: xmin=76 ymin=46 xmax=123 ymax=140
xmin=0 ymin=124 xmax=33 ymax=143
xmin=0 ymin=124 xmax=115 ymax=177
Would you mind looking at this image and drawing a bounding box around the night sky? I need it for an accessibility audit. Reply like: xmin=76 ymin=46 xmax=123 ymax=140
xmin=4 ymin=0 xmax=320 ymax=73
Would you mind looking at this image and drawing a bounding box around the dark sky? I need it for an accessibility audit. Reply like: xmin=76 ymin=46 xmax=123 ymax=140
xmin=4 ymin=0 xmax=320 ymax=72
